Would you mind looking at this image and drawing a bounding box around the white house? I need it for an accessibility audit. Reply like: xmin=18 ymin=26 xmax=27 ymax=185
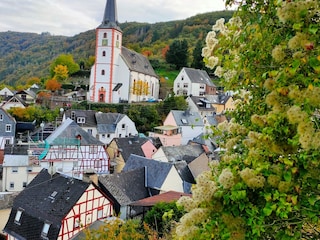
xmin=0 ymin=87 xmax=14 ymax=99
xmin=163 ymin=110 xmax=204 ymax=145
xmin=2 ymin=152 xmax=42 ymax=192
xmin=95 ymin=112 xmax=138 ymax=144
xmin=88 ymin=0 xmax=159 ymax=103
xmin=173 ymin=67 xmax=216 ymax=97
xmin=39 ymin=118 xmax=110 ymax=179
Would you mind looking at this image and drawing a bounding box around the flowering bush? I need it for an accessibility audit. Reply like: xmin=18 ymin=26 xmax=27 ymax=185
xmin=174 ymin=0 xmax=320 ymax=239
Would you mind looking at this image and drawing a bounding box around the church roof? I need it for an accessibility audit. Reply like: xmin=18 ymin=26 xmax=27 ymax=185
xmin=98 ymin=0 xmax=121 ymax=31
xmin=121 ymin=47 xmax=159 ymax=78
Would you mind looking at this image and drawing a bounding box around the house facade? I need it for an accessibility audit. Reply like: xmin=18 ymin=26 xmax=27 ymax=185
xmin=88 ymin=0 xmax=159 ymax=103
xmin=148 ymin=125 xmax=182 ymax=147
xmin=39 ymin=118 xmax=110 ymax=179
xmin=163 ymin=110 xmax=204 ymax=145
xmin=173 ymin=67 xmax=216 ymax=97
xmin=4 ymin=169 xmax=113 ymax=240
xmin=2 ymin=151 xmax=42 ymax=192
xmin=186 ymin=95 xmax=216 ymax=119
xmin=95 ymin=112 xmax=138 ymax=144
xmin=0 ymin=108 xmax=16 ymax=153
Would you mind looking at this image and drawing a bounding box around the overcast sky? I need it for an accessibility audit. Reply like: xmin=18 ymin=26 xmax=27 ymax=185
xmin=0 ymin=0 xmax=233 ymax=36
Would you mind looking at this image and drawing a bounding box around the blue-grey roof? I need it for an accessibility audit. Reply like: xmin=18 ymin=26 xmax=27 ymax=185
xmin=98 ymin=0 xmax=121 ymax=31
xmin=64 ymin=109 xmax=97 ymax=127
xmin=189 ymin=96 xmax=216 ymax=112
xmin=113 ymin=137 xmax=147 ymax=162
xmin=170 ymin=110 xmax=204 ymax=127
xmin=46 ymin=118 xmax=103 ymax=145
xmin=160 ymin=144 xmax=205 ymax=163
xmin=4 ymin=169 xmax=90 ymax=240
xmin=99 ymin=168 xmax=149 ymax=213
xmin=183 ymin=67 xmax=215 ymax=87
xmin=95 ymin=112 xmax=125 ymax=134
xmin=123 ymin=154 xmax=173 ymax=190
xmin=121 ymin=47 xmax=158 ymax=78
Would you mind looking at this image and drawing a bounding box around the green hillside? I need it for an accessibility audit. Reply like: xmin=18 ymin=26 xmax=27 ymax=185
xmin=0 ymin=11 xmax=234 ymax=86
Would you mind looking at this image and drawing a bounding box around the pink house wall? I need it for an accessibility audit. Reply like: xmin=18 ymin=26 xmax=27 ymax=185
xmin=141 ymin=140 xmax=157 ymax=158
xmin=163 ymin=112 xmax=176 ymax=126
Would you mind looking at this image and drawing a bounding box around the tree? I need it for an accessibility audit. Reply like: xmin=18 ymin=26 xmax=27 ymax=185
xmin=49 ymin=54 xmax=80 ymax=77
xmin=165 ymin=39 xmax=189 ymax=69
xmin=191 ymin=40 xmax=205 ymax=69
xmin=53 ymin=64 xmax=69 ymax=82
xmin=174 ymin=0 xmax=320 ymax=239
xmin=45 ymin=78 xmax=61 ymax=92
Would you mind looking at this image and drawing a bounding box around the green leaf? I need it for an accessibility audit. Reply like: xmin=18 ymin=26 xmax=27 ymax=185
xmin=283 ymin=171 xmax=292 ymax=182
xmin=308 ymin=24 xmax=318 ymax=34
xmin=293 ymin=23 xmax=303 ymax=31
xmin=263 ymin=205 xmax=273 ymax=216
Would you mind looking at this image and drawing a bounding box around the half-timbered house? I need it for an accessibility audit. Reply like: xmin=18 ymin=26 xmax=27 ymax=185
xmin=3 ymin=169 xmax=113 ymax=240
xmin=39 ymin=118 xmax=110 ymax=179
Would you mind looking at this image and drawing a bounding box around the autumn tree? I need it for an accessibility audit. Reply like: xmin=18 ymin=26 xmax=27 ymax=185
xmin=174 ymin=0 xmax=320 ymax=239
xmin=49 ymin=54 xmax=80 ymax=77
xmin=45 ymin=78 xmax=61 ymax=92
xmin=53 ymin=64 xmax=69 ymax=82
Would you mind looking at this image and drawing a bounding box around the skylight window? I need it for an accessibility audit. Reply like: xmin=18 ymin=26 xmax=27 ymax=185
xmin=14 ymin=209 xmax=23 ymax=225
xmin=181 ymin=119 xmax=188 ymax=124
xmin=41 ymin=222 xmax=51 ymax=238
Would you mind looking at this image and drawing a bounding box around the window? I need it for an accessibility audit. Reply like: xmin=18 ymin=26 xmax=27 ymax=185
xmin=121 ymin=124 xmax=125 ymax=129
xmin=71 ymin=111 xmax=76 ymax=120
xmin=102 ymin=134 xmax=105 ymax=138
xmin=200 ymin=84 xmax=205 ymax=89
xmin=177 ymin=83 xmax=180 ymax=88
xmin=5 ymin=124 xmax=12 ymax=132
xmin=97 ymin=207 xmax=103 ymax=219
xmin=41 ymin=222 xmax=51 ymax=238
xmin=102 ymin=51 xmax=106 ymax=56
xmin=12 ymin=167 xmax=18 ymax=173
xmin=103 ymin=32 xmax=107 ymax=38
xmin=21 ymin=94 xmax=26 ymax=101
xmin=77 ymin=117 xmax=85 ymax=124
xmin=14 ymin=209 xmax=24 ymax=224
xmin=10 ymin=182 xmax=14 ymax=188
xmin=183 ymin=83 xmax=188 ymax=88
xmin=181 ymin=75 xmax=184 ymax=81
xmin=0 ymin=114 xmax=3 ymax=121
xmin=5 ymin=139 xmax=10 ymax=145
xmin=107 ymin=134 xmax=110 ymax=138
xmin=27 ymin=166 xmax=33 ymax=172
xmin=87 ymin=129 xmax=93 ymax=135
xmin=101 ymin=70 xmax=105 ymax=75
xmin=94 ymin=159 xmax=102 ymax=168
xmin=74 ymin=215 xmax=80 ymax=228
xmin=89 ymin=145 xmax=98 ymax=154
xmin=23 ymin=182 xmax=27 ymax=188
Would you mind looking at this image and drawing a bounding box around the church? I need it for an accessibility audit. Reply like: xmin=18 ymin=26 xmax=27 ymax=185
xmin=88 ymin=0 xmax=160 ymax=103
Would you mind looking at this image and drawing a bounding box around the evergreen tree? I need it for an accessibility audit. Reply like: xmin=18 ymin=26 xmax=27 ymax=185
xmin=191 ymin=40 xmax=205 ymax=69
xmin=165 ymin=39 xmax=189 ymax=69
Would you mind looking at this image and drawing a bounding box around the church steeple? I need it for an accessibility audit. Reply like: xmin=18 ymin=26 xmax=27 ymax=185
xmin=99 ymin=0 xmax=121 ymax=31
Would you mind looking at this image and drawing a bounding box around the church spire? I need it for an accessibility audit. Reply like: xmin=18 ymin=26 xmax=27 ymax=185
xmin=99 ymin=0 xmax=121 ymax=31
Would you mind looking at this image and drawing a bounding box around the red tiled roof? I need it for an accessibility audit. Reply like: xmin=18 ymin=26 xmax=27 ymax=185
xmin=129 ymin=191 xmax=191 ymax=207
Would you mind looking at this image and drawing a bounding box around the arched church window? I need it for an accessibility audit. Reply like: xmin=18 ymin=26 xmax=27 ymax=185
xmin=103 ymin=33 xmax=107 ymax=38
xmin=101 ymin=70 xmax=105 ymax=75
xmin=102 ymin=51 xmax=106 ymax=56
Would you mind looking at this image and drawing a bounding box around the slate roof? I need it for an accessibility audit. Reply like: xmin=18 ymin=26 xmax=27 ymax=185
xmin=99 ymin=168 xmax=149 ymax=214
xmin=122 ymin=154 xmax=173 ymax=190
xmin=95 ymin=112 xmax=125 ymax=134
xmin=46 ymin=118 xmax=103 ymax=146
xmin=121 ymin=47 xmax=158 ymax=78
xmin=189 ymin=96 xmax=216 ymax=111
xmin=183 ymin=67 xmax=215 ymax=87
xmin=160 ymin=144 xmax=205 ymax=163
xmin=206 ymin=94 xmax=232 ymax=105
xmin=113 ymin=137 xmax=148 ymax=162
xmin=64 ymin=109 xmax=97 ymax=127
xmin=99 ymin=0 xmax=121 ymax=31
xmin=4 ymin=169 xmax=91 ymax=240
xmin=170 ymin=110 xmax=204 ymax=127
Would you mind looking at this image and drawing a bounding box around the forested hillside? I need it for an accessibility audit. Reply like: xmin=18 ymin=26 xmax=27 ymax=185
xmin=0 ymin=10 xmax=233 ymax=86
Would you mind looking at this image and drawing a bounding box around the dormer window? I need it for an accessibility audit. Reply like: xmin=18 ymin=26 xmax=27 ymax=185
xmin=77 ymin=117 xmax=85 ymax=124
xmin=14 ymin=208 xmax=24 ymax=225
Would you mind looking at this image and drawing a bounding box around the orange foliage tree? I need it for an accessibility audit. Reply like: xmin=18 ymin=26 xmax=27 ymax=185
xmin=45 ymin=78 xmax=61 ymax=92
